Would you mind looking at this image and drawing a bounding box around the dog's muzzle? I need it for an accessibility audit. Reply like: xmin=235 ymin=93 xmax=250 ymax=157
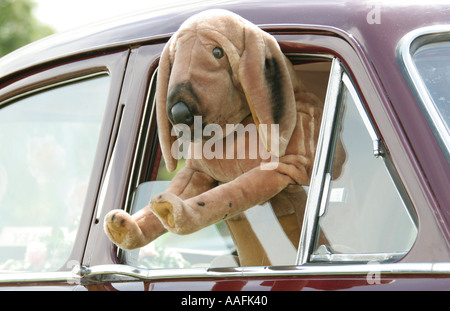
xmin=170 ymin=101 xmax=194 ymax=126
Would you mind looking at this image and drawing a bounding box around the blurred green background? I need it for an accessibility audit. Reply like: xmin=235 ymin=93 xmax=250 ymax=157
xmin=0 ymin=0 xmax=54 ymax=57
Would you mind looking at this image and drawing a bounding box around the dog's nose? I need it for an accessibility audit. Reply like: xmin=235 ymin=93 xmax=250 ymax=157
xmin=171 ymin=102 xmax=194 ymax=126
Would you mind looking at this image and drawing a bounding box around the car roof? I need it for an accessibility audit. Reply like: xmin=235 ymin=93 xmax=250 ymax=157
xmin=0 ymin=0 xmax=448 ymax=83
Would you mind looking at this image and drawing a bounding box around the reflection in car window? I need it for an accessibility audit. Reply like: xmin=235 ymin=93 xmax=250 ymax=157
xmin=0 ymin=75 xmax=110 ymax=272
xmin=312 ymin=79 xmax=417 ymax=261
xmin=413 ymin=41 xmax=450 ymax=138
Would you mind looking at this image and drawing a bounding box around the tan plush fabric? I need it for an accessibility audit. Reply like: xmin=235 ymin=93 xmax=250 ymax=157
xmin=104 ymin=9 xmax=344 ymax=266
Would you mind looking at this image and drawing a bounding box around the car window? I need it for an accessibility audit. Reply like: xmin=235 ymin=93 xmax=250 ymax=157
xmin=121 ymin=58 xmax=332 ymax=269
xmin=0 ymin=74 xmax=110 ymax=272
xmin=307 ymin=68 xmax=418 ymax=263
xmin=413 ymin=41 xmax=450 ymax=124
xmin=399 ymin=28 xmax=450 ymax=159
xmin=412 ymin=40 xmax=450 ymax=150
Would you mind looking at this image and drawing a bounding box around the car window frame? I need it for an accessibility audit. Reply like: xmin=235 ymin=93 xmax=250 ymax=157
xmin=0 ymin=49 xmax=129 ymax=287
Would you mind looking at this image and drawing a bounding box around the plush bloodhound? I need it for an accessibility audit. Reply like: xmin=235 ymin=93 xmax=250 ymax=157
xmin=104 ymin=9 xmax=345 ymax=266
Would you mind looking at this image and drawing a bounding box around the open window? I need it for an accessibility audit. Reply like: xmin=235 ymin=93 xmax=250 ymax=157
xmin=120 ymin=54 xmax=332 ymax=269
xmin=120 ymin=49 xmax=417 ymax=270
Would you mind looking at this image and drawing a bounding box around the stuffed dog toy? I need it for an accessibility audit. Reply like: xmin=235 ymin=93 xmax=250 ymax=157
xmin=104 ymin=9 xmax=345 ymax=266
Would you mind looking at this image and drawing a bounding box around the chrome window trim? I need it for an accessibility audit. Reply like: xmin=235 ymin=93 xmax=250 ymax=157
xmin=297 ymin=57 xmax=343 ymax=265
xmin=397 ymin=25 xmax=450 ymax=159
xmin=0 ymin=71 xmax=109 ymax=109
xmin=80 ymin=262 xmax=449 ymax=283
xmin=123 ymin=69 xmax=158 ymax=213
xmin=0 ymin=271 xmax=77 ymax=284
xmin=310 ymin=251 xmax=407 ymax=263
xmin=1 ymin=262 xmax=449 ymax=285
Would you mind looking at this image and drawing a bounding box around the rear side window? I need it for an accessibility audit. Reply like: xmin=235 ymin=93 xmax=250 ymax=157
xmin=413 ymin=40 xmax=450 ymax=148
xmin=0 ymin=75 xmax=110 ymax=272
xmin=400 ymin=28 xmax=450 ymax=158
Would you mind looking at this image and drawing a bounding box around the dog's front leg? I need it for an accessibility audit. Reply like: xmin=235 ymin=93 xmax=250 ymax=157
xmin=104 ymin=166 xmax=217 ymax=249
xmin=152 ymin=154 xmax=310 ymax=235
xmin=104 ymin=207 xmax=167 ymax=250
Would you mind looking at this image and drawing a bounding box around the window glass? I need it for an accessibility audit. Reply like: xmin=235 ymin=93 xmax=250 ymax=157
xmin=413 ymin=40 xmax=450 ymax=136
xmin=0 ymin=75 xmax=110 ymax=272
xmin=312 ymin=81 xmax=417 ymax=261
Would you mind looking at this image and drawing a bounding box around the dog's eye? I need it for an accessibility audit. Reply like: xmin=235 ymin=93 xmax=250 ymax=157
xmin=212 ymin=47 xmax=224 ymax=59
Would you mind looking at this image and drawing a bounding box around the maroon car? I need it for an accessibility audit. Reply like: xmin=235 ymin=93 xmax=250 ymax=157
xmin=0 ymin=0 xmax=449 ymax=293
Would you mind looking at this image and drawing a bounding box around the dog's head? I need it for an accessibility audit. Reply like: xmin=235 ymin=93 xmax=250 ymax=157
xmin=157 ymin=9 xmax=297 ymax=171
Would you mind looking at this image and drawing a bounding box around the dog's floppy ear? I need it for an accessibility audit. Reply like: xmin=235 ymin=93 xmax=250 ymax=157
xmin=156 ymin=37 xmax=179 ymax=172
xmin=239 ymin=24 xmax=297 ymax=157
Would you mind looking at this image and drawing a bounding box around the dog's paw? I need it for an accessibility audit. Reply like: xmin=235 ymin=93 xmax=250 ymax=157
xmin=104 ymin=210 xmax=140 ymax=250
xmin=150 ymin=193 xmax=185 ymax=231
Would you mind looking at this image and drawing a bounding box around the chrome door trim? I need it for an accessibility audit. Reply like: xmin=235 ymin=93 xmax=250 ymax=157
xmin=297 ymin=57 xmax=343 ymax=265
xmin=0 ymin=271 xmax=77 ymax=284
xmin=1 ymin=262 xmax=449 ymax=285
xmin=79 ymin=262 xmax=450 ymax=283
